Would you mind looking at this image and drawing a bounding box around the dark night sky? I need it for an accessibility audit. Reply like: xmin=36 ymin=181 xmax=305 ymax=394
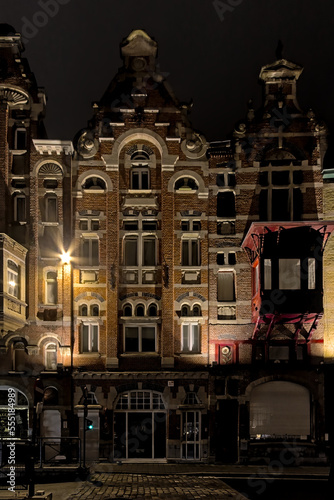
xmin=2 ymin=0 xmax=334 ymax=145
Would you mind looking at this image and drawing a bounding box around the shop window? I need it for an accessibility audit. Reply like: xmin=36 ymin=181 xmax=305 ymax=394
xmin=124 ymin=325 xmax=156 ymax=353
xmin=45 ymin=271 xmax=57 ymax=304
xmin=182 ymin=323 xmax=200 ymax=352
xmin=217 ymin=271 xmax=235 ymax=302
xmin=81 ymin=324 xmax=99 ymax=353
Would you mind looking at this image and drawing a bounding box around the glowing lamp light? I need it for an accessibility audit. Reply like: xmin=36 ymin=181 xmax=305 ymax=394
xmin=8 ymin=281 xmax=16 ymax=287
xmin=61 ymin=251 xmax=71 ymax=265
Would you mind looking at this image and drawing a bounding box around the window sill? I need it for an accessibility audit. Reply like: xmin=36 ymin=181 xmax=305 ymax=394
xmin=128 ymin=189 xmax=152 ymax=194
xmin=77 ymin=352 xmax=100 ymax=356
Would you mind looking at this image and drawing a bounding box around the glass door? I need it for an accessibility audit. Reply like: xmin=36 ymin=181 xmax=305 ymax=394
xmin=181 ymin=411 xmax=200 ymax=460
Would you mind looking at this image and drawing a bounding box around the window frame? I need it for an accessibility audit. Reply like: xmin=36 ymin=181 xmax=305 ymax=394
xmin=181 ymin=238 xmax=200 ymax=266
xmin=45 ymin=343 xmax=58 ymax=370
xmin=181 ymin=322 xmax=201 ymax=353
xmin=7 ymin=261 xmax=20 ymax=299
xmin=217 ymin=271 xmax=236 ymax=302
xmin=123 ymin=324 xmax=157 ymax=353
xmin=80 ymin=237 xmax=99 ymax=266
xmin=80 ymin=323 xmax=99 ymax=353
xmin=45 ymin=270 xmax=57 ymax=305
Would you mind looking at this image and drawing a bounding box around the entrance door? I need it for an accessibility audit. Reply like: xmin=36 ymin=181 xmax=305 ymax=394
xmin=215 ymin=399 xmax=238 ymax=463
xmin=181 ymin=411 xmax=200 ymax=460
xmin=114 ymin=391 xmax=166 ymax=461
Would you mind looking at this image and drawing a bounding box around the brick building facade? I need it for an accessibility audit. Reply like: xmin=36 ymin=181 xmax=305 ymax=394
xmin=1 ymin=25 xmax=333 ymax=464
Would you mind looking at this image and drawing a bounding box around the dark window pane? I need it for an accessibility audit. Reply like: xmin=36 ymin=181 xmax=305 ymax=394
xmin=124 ymin=221 xmax=138 ymax=230
xmin=125 ymin=327 xmax=139 ymax=352
xmin=228 ymin=252 xmax=236 ymax=265
xmin=125 ymin=239 xmax=137 ymax=265
xmin=272 ymin=189 xmax=289 ymax=221
xmin=217 ymin=253 xmax=225 ymax=265
xmin=16 ymin=196 xmax=26 ymax=221
xmin=272 ymin=171 xmax=290 ymax=185
xmin=142 ymin=221 xmax=157 ymax=230
xmin=141 ymin=171 xmax=149 ymax=189
xmin=228 ymin=173 xmax=236 ymax=187
xmin=91 ymin=240 xmax=99 ymax=265
xmin=82 ymin=325 xmax=89 ymax=352
xmin=132 ymin=172 xmax=139 ymax=189
xmin=293 ymin=170 xmax=303 ymax=184
xmin=217 ymin=192 xmax=236 ymax=217
xmin=216 ymin=174 xmax=225 ymax=186
xmin=181 ymin=221 xmax=190 ymax=231
xmin=259 ymin=172 xmax=268 ymax=186
xmin=143 ymin=238 xmax=155 ymax=266
xmin=259 ymin=190 xmax=268 ymax=220
xmin=141 ymin=327 xmax=155 ymax=352
xmin=293 ymin=188 xmax=303 ymax=220
xmin=182 ymin=240 xmax=189 ymax=266
xmin=91 ymin=325 xmax=98 ymax=352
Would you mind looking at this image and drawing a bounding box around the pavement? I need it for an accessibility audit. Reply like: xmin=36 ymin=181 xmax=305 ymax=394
xmin=0 ymin=462 xmax=330 ymax=499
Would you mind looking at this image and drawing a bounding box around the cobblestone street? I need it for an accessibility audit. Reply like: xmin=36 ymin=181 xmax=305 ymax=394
xmin=65 ymin=473 xmax=247 ymax=499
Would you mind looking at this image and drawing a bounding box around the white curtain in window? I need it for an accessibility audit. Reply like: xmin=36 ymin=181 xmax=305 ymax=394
xmin=217 ymin=272 xmax=235 ymax=301
xmin=279 ymin=259 xmax=300 ymax=289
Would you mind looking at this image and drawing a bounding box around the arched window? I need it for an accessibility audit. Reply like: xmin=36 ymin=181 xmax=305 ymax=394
xmin=136 ymin=304 xmax=145 ymax=317
xmin=79 ymin=304 xmax=88 ymax=316
xmin=192 ymin=304 xmax=201 ymax=317
xmin=148 ymin=303 xmax=157 ymax=317
xmin=175 ymin=177 xmax=198 ymax=191
xmin=123 ymin=303 xmax=133 ymax=317
xmin=91 ymin=304 xmax=99 ymax=316
xmin=45 ymin=271 xmax=57 ymax=304
xmin=82 ymin=176 xmax=106 ymax=190
xmin=45 ymin=343 xmax=57 ymax=370
xmin=181 ymin=305 xmax=190 ymax=317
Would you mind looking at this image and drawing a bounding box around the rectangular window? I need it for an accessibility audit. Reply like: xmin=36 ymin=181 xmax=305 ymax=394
xmin=182 ymin=239 xmax=199 ymax=266
xmin=45 ymin=196 xmax=58 ymax=222
xmin=15 ymin=129 xmax=27 ymax=150
xmin=15 ymin=195 xmax=26 ymax=222
xmin=279 ymin=259 xmax=300 ymax=290
xmin=124 ymin=326 xmax=156 ymax=352
xmin=217 ymin=271 xmax=235 ymax=302
xmin=81 ymin=324 xmax=99 ymax=353
xmin=81 ymin=238 xmax=99 ymax=266
xmin=182 ymin=323 xmax=200 ymax=352
xmin=8 ymin=270 xmax=19 ymax=298
xmin=308 ymin=258 xmax=316 ymax=289
xmin=264 ymin=259 xmax=272 ymax=290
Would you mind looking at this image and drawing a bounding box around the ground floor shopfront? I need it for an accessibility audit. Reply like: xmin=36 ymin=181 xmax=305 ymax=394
xmin=0 ymin=367 xmax=330 ymax=465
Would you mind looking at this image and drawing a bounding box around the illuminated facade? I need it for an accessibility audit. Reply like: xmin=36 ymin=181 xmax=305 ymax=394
xmin=0 ymin=24 xmax=333 ymax=464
